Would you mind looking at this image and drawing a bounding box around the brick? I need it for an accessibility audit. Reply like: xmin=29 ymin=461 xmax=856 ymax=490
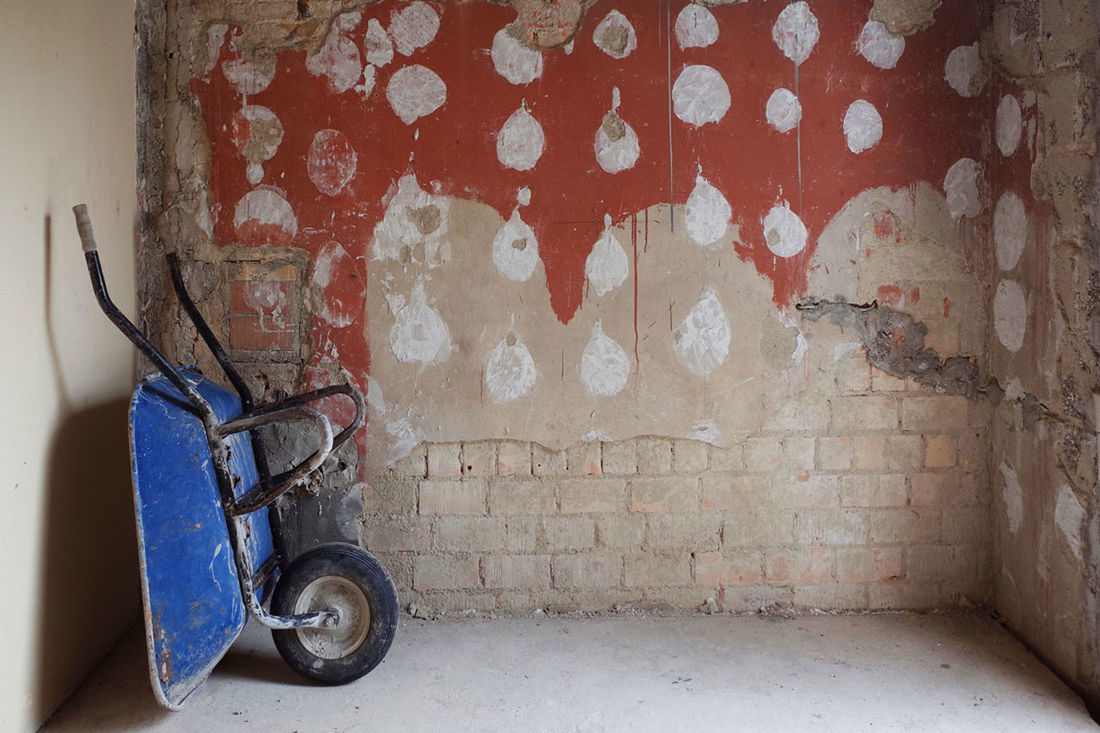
xmin=542 ymin=516 xmax=596 ymax=550
xmin=419 ymin=479 xmax=488 ymax=515
xmin=836 ymin=548 xmax=903 ymax=583
xmin=595 ymin=515 xmax=646 ymax=548
xmin=360 ymin=514 xmax=431 ymax=553
xmin=559 ymin=478 xmax=626 ymax=513
xmin=434 ymin=516 xmax=536 ymax=553
xmin=416 ymin=591 xmax=497 ymax=614
xmin=870 ymin=367 xmax=906 ymax=392
xmin=817 ymin=437 xmax=853 ymax=471
xmin=693 ymin=550 xmax=762 ymax=586
xmin=461 ymin=442 xmax=496 ymax=477
xmin=834 ymin=352 xmax=871 ymax=393
xmin=624 ymin=552 xmax=691 ymax=587
xmin=361 ymin=471 xmax=417 ymax=514
xmin=791 ymin=583 xmax=869 ymax=610
xmin=552 ymin=553 xmax=622 ymax=588
xmin=782 ymin=437 xmax=816 ymax=473
xmin=832 ymin=396 xmax=899 ymax=432
xmin=793 ymin=509 xmax=868 ymax=545
xmin=770 ymin=474 xmax=839 ymax=508
xmin=701 ymin=474 xmax=763 ymax=510
xmin=372 ymin=553 xmax=413 ymax=590
xmin=636 ymin=438 xmax=673 ymax=473
xmin=672 ymin=440 xmax=709 ymax=472
xmin=956 ymin=431 xmax=986 ymax=470
xmin=852 ymin=437 xmax=887 ymax=471
xmin=869 ymin=581 xmax=941 ymax=610
xmin=489 ymin=479 xmax=556 ymax=515
xmin=414 ymin=555 xmax=480 ymax=591
xmin=910 ymin=473 xmax=946 ymax=506
xmin=630 ymin=476 xmax=700 ymax=513
xmin=427 ymin=443 xmax=462 ymax=478
xmin=764 ymin=396 xmax=831 ymax=431
xmin=943 ymin=507 xmax=990 ymax=545
xmin=228 ymin=316 xmax=295 ymax=351
xmin=645 ymin=514 xmax=721 ymax=551
xmin=866 ymin=508 xmax=941 ymax=544
xmin=229 ymin=279 xmax=296 ymax=316
xmin=924 ymin=434 xmax=957 ymax=468
xmin=765 ymin=548 xmax=832 ymax=583
xmin=840 ymin=475 xmax=907 ymax=508
xmin=482 ymin=555 xmax=551 ymax=589
xmin=601 ymin=441 xmax=638 ymax=475
xmin=724 ymin=510 xmax=794 ymax=546
xmin=907 ymin=544 xmax=977 ymax=587
xmin=393 ymin=445 xmax=427 ymax=478
xmin=566 ymin=442 xmax=602 ymax=476
xmin=496 ymin=441 xmax=531 ymax=477
xmin=708 ymin=445 xmax=744 ymax=472
xmin=532 ymin=443 xmax=567 ymax=476
xmin=901 ymin=396 xmax=970 ymax=431
xmin=743 ymin=437 xmax=782 ymax=473
xmin=884 ymin=435 xmax=922 ymax=471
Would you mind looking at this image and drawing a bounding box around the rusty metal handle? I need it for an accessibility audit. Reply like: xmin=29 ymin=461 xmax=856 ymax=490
xmin=72 ymin=204 xmax=98 ymax=253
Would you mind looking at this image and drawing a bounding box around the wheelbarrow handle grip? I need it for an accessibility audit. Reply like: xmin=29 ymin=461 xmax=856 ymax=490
xmin=72 ymin=204 xmax=98 ymax=253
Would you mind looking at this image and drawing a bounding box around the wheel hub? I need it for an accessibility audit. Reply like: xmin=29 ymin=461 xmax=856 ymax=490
xmin=293 ymin=575 xmax=371 ymax=660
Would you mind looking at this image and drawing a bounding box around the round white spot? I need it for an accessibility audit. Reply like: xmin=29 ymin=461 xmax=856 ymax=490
xmin=945 ymin=43 xmax=985 ymax=98
xmin=673 ymin=289 xmax=731 ymax=376
xmin=222 ymin=56 xmax=276 ymax=96
xmin=593 ymin=10 xmax=638 ymax=59
xmin=857 ymin=20 xmax=905 ymax=70
xmin=762 ymin=202 xmax=808 ymax=258
xmin=675 ymin=5 xmax=719 ymax=49
xmin=594 ymin=93 xmax=641 ymax=174
xmin=772 ymin=1 xmax=820 ymax=65
xmin=943 ymin=158 xmax=983 ymax=221
xmin=996 ymin=94 xmax=1023 ymax=157
xmin=364 ymin=18 xmax=393 ymax=67
xmin=585 ymin=219 xmax=630 ymax=296
xmin=994 ymin=192 xmax=1027 ymax=271
xmin=766 ymin=88 xmax=802 ymax=133
xmin=385 ymin=65 xmax=446 ymax=124
xmin=843 ymin=100 xmax=883 ymax=154
xmin=672 ymin=65 xmax=731 ymax=127
xmin=491 ymin=27 xmax=543 ymax=85
xmin=389 ymin=1 xmax=439 ymax=56
xmin=993 ymin=279 xmax=1027 ymax=352
xmin=492 ymin=209 xmax=540 ymax=282
xmin=307 ymin=129 xmax=357 ymax=196
xmin=684 ymin=174 xmax=731 ymax=247
xmin=580 ymin=321 xmax=630 ymax=396
xmin=497 ymin=106 xmax=545 ymax=171
xmin=389 ymin=281 xmax=452 ymax=365
xmin=306 ymin=11 xmax=363 ymax=93
xmin=485 ymin=334 xmax=537 ymax=402
xmin=234 ymin=187 xmax=298 ymax=245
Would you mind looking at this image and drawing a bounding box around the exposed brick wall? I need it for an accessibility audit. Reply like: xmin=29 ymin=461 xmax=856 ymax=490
xmin=361 ymin=369 xmax=991 ymax=615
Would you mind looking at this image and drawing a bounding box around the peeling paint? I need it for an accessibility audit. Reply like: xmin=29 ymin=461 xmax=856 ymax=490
xmin=869 ymin=0 xmax=941 ymax=35
xmin=307 ymin=129 xmax=357 ymax=197
xmin=233 ymin=186 xmax=298 ymax=246
xmin=492 ymin=206 xmax=541 ymax=282
xmin=389 ymin=1 xmax=439 ymax=57
xmin=306 ymin=11 xmax=363 ymax=94
xmin=1054 ymin=485 xmax=1085 ymax=561
xmin=592 ymin=9 xmax=637 ymax=59
xmin=372 ymin=174 xmax=450 ymax=267
xmin=231 ymin=105 xmax=284 ymax=185
xmin=763 ymin=202 xmax=807 ymax=258
xmin=594 ymin=88 xmax=640 ymax=174
xmin=944 ymin=42 xmax=986 ymax=98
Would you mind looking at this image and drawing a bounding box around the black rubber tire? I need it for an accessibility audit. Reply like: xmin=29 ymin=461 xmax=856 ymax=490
xmin=270 ymin=543 xmax=398 ymax=685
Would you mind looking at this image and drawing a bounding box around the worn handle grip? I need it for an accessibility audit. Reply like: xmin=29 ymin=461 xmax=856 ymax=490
xmin=72 ymin=204 xmax=97 ymax=253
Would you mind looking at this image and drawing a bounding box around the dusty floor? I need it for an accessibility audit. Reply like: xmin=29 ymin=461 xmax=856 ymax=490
xmin=46 ymin=612 xmax=1097 ymax=732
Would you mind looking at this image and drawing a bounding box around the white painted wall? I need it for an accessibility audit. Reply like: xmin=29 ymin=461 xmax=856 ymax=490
xmin=0 ymin=1 xmax=140 ymax=729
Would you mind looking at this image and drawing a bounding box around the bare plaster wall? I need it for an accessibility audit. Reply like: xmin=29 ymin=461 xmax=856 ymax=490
xmin=0 ymin=1 xmax=141 ymax=729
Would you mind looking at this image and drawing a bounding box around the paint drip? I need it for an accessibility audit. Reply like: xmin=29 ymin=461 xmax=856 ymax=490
xmin=364 ymin=18 xmax=394 ymax=67
xmin=594 ymin=88 xmax=641 ymax=174
xmin=307 ymin=129 xmax=358 ymax=196
xmin=389 ymin=280 xmax=452 ymax=364
xmin=389 ymin=1 xmax=440 ymax=56
xmin=585 ymin=215 xmax=630 ymax=296
xmin=386 ymin=65 xmax=447 ymax=124
xmin=772 ymin=2 xmax=820 ymax=65
xmin=306 ymin=11 xmax=363 ymax=94
xmin=372 ymin=174 xmax=450 ymax=266
xmin=492 ymin=207 xmax=540 ymax=281
xmin=684 ymin=174 xmax=731 ymax=247
xmin=580 ymin=321 xmax=630 ymax=396
xmin=673 ymin=289 xmax=732 ymax=376
xmin=944 ymin=43 xmax=985 ymax=98
xmin=996 ymin=94 xmax=1023 ymax=157
xmin=233 ymin=186 xmax=298 ymax=246
xmin=491 ymin=26 xmax=543 ymax=84
xmin=999 ymin=463 xmax=1023 ymax=534
xmin=497 ymin=104 xmax=545 ymax=171
xmin=675 ymin=5 xmax=719 ymax=49
xmin=593 ymin=10 xmax=638 ymax=59
xmin=843 ymin=100 xmax=883 ymax=154
xmin=993 ymin=279 xmax=1027 ymax=352
xmin=485 ymin=333 xmax=538 ymax=402
xmin=762 ymin=202 xmax=807 ymax=258
xmin=856 ymin=20 xmax=905 ymax=69
xmin=994 ymin=192 xmax=1026 ymax=271
xmin=672 ymin=65 xmax=731 ymax=127
xmin=766 ymin=88 xmax=802 ymax=133
xmin=943 ymin=158 xmax=983 ymax=220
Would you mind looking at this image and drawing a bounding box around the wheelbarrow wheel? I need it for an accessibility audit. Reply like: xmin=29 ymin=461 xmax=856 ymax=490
xmin=270 ymin=543 xmax=398 ymax=685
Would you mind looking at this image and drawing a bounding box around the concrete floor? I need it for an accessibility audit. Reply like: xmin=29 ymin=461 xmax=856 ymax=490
xmin=46 ymin=611 xmax=1098 ymax=732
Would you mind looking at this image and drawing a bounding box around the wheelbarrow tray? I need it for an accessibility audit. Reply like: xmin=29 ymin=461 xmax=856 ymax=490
xmin=129 ymin=366 xmax=275 ymax=710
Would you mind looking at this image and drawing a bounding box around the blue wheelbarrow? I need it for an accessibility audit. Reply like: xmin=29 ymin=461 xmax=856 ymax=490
xmin=72 ymin=205 xmax=398 ymax=710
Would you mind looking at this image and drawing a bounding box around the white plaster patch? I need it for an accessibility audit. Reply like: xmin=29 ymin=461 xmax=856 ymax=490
xmin=308 ymin=129 xmax=357 ymax=197
xmin=355 ymin=64 xmax=377 ymax=99
xmin=585 ymin=216 xmax=630 ymax=296
xmin=205 ymin=23 xmax=229 ymax=74
xmin=389 ymin=280 xmax=452 ymax=365
xmin=672 ymin=65 xmax=731 ymax=127
xmin=1055 ymin=485 xmax=1085 ymax=561
xmin=497 ymin=104 xmax=545 ymax=171
xmin=313 ymin=241 xmax=356 ymax=327
xmin=996 ymin=94 xmax=1023 ymax=157
xmin=580 ymin=321 xmax=630 ymax=396
xmin=772 ymin=1 xmax=820 ymax=65
xmin=233 ymin=187 xmax=298 ymax=243
xmin=386 ymin=418 xmax=422 ymax=464
xmin=222 ymin=55 xmax=276 ymax=96
xmin=762 ymin=202 xmax=808 ymax=258
xmin=994 ymin=279 xmax=1027 ymax=352
xmin=994 ymin=191 xmax=1027 ymax=271
xmin=593 ymin=10 xmax=638 ymax=59
xmin=306 ymin=11 xmax=363 ymax=94
xmin=766 ymin=88 xmax=802 ymax=133
xmin=1003 ymin=377 xmax=1024 ymax=401
xmin=833 ymin=342 xmax=862 ymax=361
xmin=687 ymin=419 xmax=724 ymax=447
xmin=684 ymin=173 xmax=731 ymax=248
xmin=594 ymin=88 xmax=641 ymax=174
xmin=491 ymin=27 xmax=543 ymax=85
xmin=516 ymin=187 xmax=532 ymax=207
xmin=857 ymin=20 xmax=905 ymax=69
xmin=485 ymin=334 xmax=538 ymax=402
xmin=492 ymin=208 xmax=540 ymax=282
xmin=843 ymin=100 xmax=883 ymax=154
xmin=234 ymin=105 xmax=283 ymax=185
xmin=389 ymin=1 xmax=439 ymax=56
xmin=673 ymin=289 xmax=731 ymax=376
xmin=364 ymin=18 xmax=394 ymax=67
xmin=372 ymin=174 xmax=450 ymax=266
xmin=675 ymin=5 xmax=719 ymax=49
xmin=386 ymin=65 xmax=446 ymax=124
xmin=945 ymin=43 xmax=985 ymax=98
xmin=999 ymin=463 xmax=1023 ymax=535
xmin=943 ymin=158 xmax=983 ymax=221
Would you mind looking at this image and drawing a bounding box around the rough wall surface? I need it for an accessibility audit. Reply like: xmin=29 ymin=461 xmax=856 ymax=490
xmin=150 ymin=1 xmax=1002 ymax=612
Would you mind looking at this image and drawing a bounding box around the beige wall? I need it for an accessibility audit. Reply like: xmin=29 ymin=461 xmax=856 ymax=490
xmin=0 ymin=1 xmax=140 ymax=729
